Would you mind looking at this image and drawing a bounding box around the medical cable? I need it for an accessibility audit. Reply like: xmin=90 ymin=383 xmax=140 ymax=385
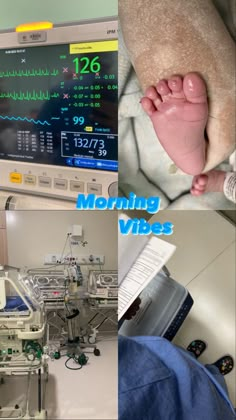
xmin=64 ymin=353 xmax=89 ymax=370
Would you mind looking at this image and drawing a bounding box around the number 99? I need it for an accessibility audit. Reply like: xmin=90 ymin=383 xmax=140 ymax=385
xmin=73 ymin=116 xmax=85 ymax=125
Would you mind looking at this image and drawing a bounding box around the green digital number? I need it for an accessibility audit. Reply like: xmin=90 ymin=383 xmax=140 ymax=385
xmin=73 ymin=56 xmax=101 ymax=74
xmin=80 ymin=57 xmax=90 ymax=74
xmin=90 ymin=56 xmax=101 ymax=73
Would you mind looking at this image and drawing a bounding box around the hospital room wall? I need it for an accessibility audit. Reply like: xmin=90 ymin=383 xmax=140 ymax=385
xmin=5 ymin=211 xmax=118 ymax=270
xmin=0 ymin=0 xmax=117 ymax=30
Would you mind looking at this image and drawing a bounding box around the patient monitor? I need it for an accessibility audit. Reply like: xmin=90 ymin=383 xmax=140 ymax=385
xmin=0 ymin=18 xmax=118 ymax=200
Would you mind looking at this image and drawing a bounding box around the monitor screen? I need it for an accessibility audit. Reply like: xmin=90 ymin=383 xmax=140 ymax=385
xmin=0 ymin=40 xmax=118 ymax=172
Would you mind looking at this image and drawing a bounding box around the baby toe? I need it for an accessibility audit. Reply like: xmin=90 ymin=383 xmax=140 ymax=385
xmin=196 ymin=174 xmax=208 ymax=187
xmin=168 ymin=75 xmax=183 ymax=93
xmin=140 ymin=97 xmax=157 ymax=117
xmin=156 ymin=79 xmax=171 ymax=98
xmin=145 ymin=86 xmax=162 ymax=107
xmin=183 ymin=72 xmax=207 ymax=104
xmin=190 ymin=187 xmax=204 ymax=196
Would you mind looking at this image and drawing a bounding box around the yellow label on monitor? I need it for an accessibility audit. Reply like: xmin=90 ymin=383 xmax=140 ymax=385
xmin=85 ymin=126 xmax=93 ymax=132
xmin=70 ymin=40 xmax=118 ymax=54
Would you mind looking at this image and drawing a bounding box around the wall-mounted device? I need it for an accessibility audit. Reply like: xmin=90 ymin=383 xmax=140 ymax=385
xmin=0 ymin=18 xmax=118 ymax=201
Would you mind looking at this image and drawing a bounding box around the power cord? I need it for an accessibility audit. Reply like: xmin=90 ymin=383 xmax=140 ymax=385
xmin=65 ymin=353 xmax=89 ymax=370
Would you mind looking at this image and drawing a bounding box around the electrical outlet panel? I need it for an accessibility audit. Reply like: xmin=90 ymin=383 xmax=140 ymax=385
xmin=75 ymin=255 xmax=105 ymax=265
xmin=44 ymin=254 xmax=105 ymax=265
xmin=44 ymin=254 xmax=62 ymax=264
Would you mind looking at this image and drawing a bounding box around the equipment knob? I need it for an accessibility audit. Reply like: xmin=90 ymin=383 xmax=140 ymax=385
xmin=108 ymin=182 xmax=118 ymax=197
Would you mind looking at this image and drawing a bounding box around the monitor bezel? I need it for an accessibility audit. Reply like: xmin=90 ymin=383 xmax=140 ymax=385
xmin=0 ymin=17 xmax=118 ymax=49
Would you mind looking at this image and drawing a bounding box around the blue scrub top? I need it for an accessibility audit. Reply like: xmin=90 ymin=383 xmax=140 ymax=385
xmin=119 ymin=336 xmax=235 ymax=420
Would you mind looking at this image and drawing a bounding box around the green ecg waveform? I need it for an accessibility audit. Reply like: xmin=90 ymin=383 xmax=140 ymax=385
xmin=0 ymin=69 xmax=59 ymax=78
xmin=0 ymin=90 xmax=60 ymax=101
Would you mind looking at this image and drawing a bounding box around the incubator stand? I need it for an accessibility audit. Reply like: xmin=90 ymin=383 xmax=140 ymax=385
xmin=26 ymin=268 xmax=103 ymax=357
xmin=86 ymin=270 xmax=118 ymax=336
xmin=0 ymin=270 xmax=48 ymax=419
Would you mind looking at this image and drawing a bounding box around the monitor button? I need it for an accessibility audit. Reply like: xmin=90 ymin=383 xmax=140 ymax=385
xmin=70 ymin=180 xmax=84 ymax=192
xmin=108 ymin=182 xmax=118 ymax=197
xmin=10 ymin=173 xmax=22 ymax=184
xmin=24 ymin=174 xmax=36 ymax=185
xmin=87 ymin=183 xmax=102 ymax=195
xmin=54 ymin=178 xmax=68 ymax=190
xmin=38 ymin=176 xmax=52 ymax=188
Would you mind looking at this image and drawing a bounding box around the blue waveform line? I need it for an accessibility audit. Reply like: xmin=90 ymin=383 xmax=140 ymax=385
xmin=0 ymin=115 xmax=51 ymax=126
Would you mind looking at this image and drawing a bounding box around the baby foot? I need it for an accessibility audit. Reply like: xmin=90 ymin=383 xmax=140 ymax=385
xmin=191 ymin=170 xmax=226 ymax=196
xmin=141 ymin=73 xmax=208 ymax=175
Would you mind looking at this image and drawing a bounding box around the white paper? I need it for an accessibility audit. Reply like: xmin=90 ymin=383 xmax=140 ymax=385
xmin=118 ymin=214 xmax=149 ymax=285
xmin=118 ymin=236 xmax=176 ymax=320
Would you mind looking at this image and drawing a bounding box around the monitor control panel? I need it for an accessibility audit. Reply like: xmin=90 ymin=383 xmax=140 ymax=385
xmin=0 ymin=18 xmax=118 ymax=199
